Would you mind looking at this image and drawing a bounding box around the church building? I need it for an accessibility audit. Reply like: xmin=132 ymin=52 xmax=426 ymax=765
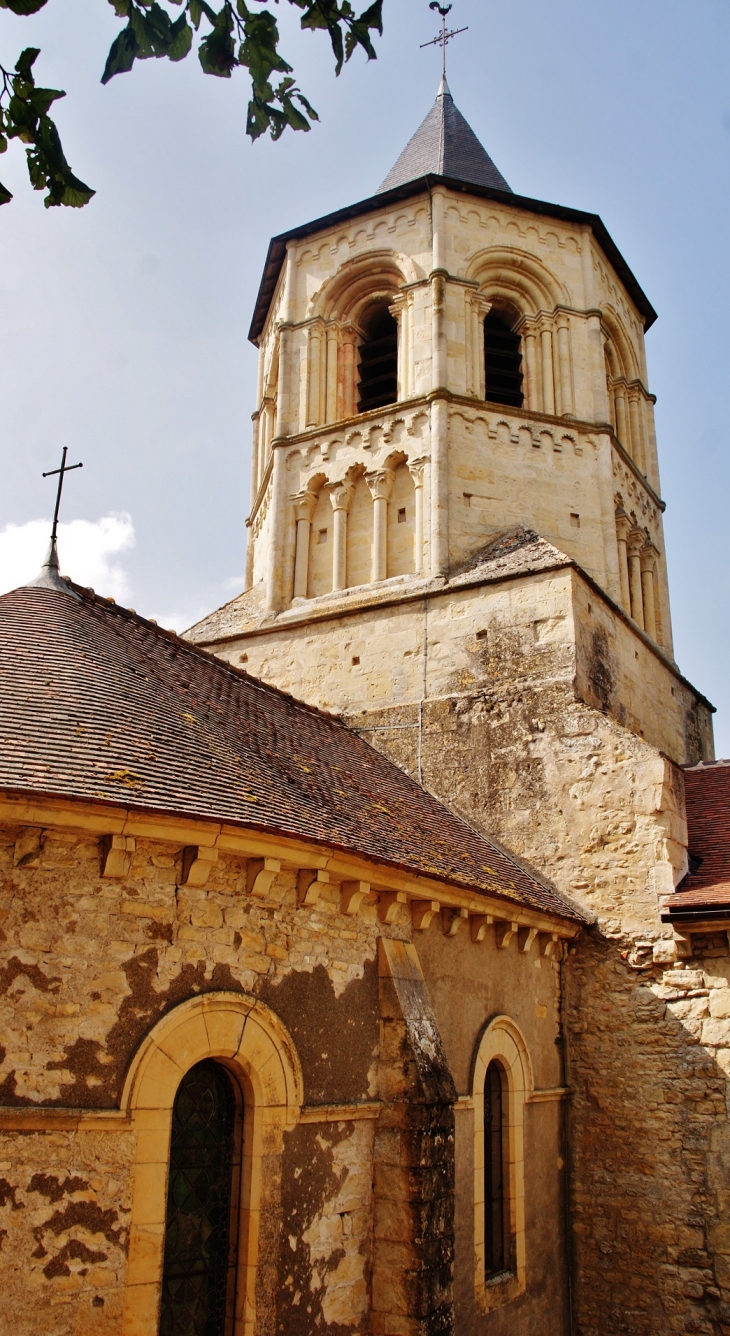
xmin=1 ymin=78 xmax=730 ymax=1336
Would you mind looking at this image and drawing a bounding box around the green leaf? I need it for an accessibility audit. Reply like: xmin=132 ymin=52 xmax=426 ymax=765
xmin=14 ymin=47 xmax=41 ymax=79
xmin=198 ymin=6 xmax=236 ymax=77
xmin=0 ymin=0 xmax=48 ymax=14
xmin=0 ymin=180 xmax=12 ymax=206
xmin=101 ymin=24 xmax=140 ymax=83
xmin=167 ymin=13 xmax=193 ymax=60
xmin=27 ymin=86 xmax=66 ymax=117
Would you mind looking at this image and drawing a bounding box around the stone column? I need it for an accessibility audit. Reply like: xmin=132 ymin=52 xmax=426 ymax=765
xmin=523 ymin=321 xmax=539 ymax=412
xmin=629 ymin=388 xmax=646 ymax=473
xmin=627 ymin=528 xmax=645 ymax=629
xmin=330 ymin=482 xmax=354 ymax=592
xmin=259 ymin=398 xmax=275 ymax=480
xmin=340 ymin=327 xmax=357 ymax=419
xmin=431 ymin=273 xmax=447 ymax=391
xmin=265 ymin=446 xmax=288 ymax=613
xmin=614 ymin=384 xmax=629 ymax=453
xmin=275 ymin=327 xmax=292 ymax=440
xmin=250 ymin=412 xmax=260 ymax=500
xmin=390 ymin=296 xmax=407 ymax=401
xmin=306 ymin=322 xmax=323 ymax=427
xmin=367 ymin=469 xmax=394 ymax=582
xmin=325 ymin=324 xmax=339 ymax=424
xmin=429 ymin=397 xmax=449 ymax=576
xmin=244 ymin=518 xmax=254 ymax=591
xmin=409 ymin=457 xmax=428 ymax=574
xmin=540 ymin=322 xmax=555 ymax=415
xmin=640 ymin=544 xmax=658 ymax=642
xmin=556 ymin=315 xmax=574 ymax=416
xmin=463 ymin=292 xmax=475 ymax=396
xmin=292 ymin=491 xmax=317 ymax=600
xmin=615 ymin=508 xmax=632 ymax=613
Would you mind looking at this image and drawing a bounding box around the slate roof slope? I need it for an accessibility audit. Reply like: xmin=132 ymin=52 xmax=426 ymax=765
xmin=378 ymin=79 xmax=511 ymax=194
xmin=0 ymin=582 xmax=581 ymax=921
xmin=664 ymin=762 xmax=730 ymax=916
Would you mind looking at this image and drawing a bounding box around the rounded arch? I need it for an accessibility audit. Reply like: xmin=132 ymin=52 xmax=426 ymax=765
xmin=310 ymin=249 xmax=415 ymax=328
xmin=122 ymin=992 xmax=303 ymax=1336
xmin=466 ymin=245 xmax=568 ymax=316
xmin=601 ymin=304 xmax=640 ymax=381
xmin=471 ymin=1015 xmax=531 ymax=1311
xmin=471 ymin=1013 xmax=534 ymax=1097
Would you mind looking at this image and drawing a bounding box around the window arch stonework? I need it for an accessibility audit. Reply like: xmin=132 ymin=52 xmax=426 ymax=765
xmin=471 ymin=1015 xmax=531 ymax=1313
xmin=122 ymin=992 xmax=303 ymax=1336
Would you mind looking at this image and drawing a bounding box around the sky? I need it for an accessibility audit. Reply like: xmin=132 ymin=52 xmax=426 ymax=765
xmin=1 ymin=0 xmax=729 ymax=750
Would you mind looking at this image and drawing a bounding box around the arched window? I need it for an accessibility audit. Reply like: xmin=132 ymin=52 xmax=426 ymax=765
xmin=484 ymin=311 xmax=524 ymax=408
xmin=159 ymin=1059 xmax=242 ymax=1336
xmin=357 ymin=305 xmax=398 ymax=413
xmin=484 ymin=1059 xmax=508 ymax=1276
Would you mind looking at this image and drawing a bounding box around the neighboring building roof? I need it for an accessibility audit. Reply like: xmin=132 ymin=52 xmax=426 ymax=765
xmin=377 ymin=78 xmax=512 ymax=195
xmin=0 ymin=580 xmax=582 ymax=921
xmin=663 ymin=761 xmax=730 ymax=919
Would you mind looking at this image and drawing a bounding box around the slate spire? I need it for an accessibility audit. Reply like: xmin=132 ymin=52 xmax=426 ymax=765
xmin=377 ymin=80 xmax=511 ymax=195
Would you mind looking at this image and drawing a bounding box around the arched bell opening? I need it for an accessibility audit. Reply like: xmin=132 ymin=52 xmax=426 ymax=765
xmin=159 ymin=1058 xmax=244 ymax=1336
xmin=484 ymin=307 xmax=524 ymax=409
xmin=357 ymin=303 xmax=398 ymax=413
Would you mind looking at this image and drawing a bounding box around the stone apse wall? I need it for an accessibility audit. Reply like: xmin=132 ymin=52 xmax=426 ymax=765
xmin=0 ymin=812 xmax=572 ymax=1336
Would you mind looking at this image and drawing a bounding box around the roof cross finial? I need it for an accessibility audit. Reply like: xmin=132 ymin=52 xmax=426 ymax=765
xmin=420 ymin=3 xmax=468 ymax=84
xmin=42 ymin=446 xmax=83 ymax=566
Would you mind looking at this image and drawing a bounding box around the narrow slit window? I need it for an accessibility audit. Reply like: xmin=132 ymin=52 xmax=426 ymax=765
xmin=159 ymin=1059 xmax=240 ymax=1336
xmin=484 ymin=312 xmax=524 ymax=409
xmin=357 ymin=306 xmax=398 ymax=413
xmin=484 ymin=1059 xmax=508 ymax=1276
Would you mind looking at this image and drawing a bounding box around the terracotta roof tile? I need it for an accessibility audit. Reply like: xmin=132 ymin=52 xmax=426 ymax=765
xmin=0 ymin=583 xmax=581 ymax=921
xmin=665 ymin=761 xmax=730 ymax=915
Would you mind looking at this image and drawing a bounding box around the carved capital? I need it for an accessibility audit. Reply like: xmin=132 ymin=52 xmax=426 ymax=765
xmin=626 ymin=526 xmax=645 ymax=557
xmin=293 ymin=490 xmax=318 ymax=524
xmin=330 ymin=482 xmax=355 ymax=514
xmin=408 ymin=455 xmax=428 ymax=488
xmin=615 ymin=506 xmax=630 ymax=542
xmin=640 ymin=542 xmax=659 ymax=574
xmin=366 ymin=468 xmax=395 ymax=502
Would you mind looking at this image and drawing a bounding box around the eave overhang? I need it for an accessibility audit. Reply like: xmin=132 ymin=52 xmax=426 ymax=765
xmin=248 ymin=173 xmax=658 ymax=344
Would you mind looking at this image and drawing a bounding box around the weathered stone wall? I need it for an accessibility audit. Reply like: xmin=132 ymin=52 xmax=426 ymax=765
xmin=0 ymin=815 xmax=569 ymax=1334
xmin=198 ymin=560 xmax=728 ymax=1334
xmin=0 ymin=824 xmax=382 ymax=1334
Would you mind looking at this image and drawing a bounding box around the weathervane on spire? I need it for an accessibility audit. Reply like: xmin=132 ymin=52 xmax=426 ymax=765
xmin=420 ymin=3 xmax=468 ymax=82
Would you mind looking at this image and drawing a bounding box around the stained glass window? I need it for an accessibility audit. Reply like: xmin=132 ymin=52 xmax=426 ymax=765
xmin=159 ymin=1059 xmax=238 ymax=1336
xmin=484 ymin=1059 xmax=507 ymax=1275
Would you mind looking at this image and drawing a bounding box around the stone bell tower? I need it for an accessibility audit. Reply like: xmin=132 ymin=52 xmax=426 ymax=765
xmin=187 ymin=86 xmax=730 ymax=1335
xmin=185 ymin=83 xmax=727 ymax=1336
xmin=189 ymin=76 xmax=710 ymax=781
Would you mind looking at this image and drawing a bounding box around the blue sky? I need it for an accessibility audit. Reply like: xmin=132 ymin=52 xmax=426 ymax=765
xmin=1 ymin=0 xmax=729 ymax=751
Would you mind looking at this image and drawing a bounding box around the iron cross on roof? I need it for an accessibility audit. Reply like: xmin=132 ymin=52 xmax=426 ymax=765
xmin=42 ymin=446 xmax=83 ymax=550
xmin=420 ymin=3 xmax=468 ymax=81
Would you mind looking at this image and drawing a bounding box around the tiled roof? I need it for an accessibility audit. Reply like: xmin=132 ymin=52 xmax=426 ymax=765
xmin=377 ymin=78 xmax=511 ymax=195
xmin=665 ymin=761 xmax=730 ymax=915
xmin=0 ymin=582 xmax=581 ymax=921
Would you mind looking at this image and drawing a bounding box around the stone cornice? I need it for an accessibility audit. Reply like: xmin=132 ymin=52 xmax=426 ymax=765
xmin=0 ymin=789 xmax=581 ymax=934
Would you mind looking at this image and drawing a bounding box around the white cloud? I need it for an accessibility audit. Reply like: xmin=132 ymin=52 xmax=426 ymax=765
xmin=0 ymin=513 xmax=135 ymax=601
